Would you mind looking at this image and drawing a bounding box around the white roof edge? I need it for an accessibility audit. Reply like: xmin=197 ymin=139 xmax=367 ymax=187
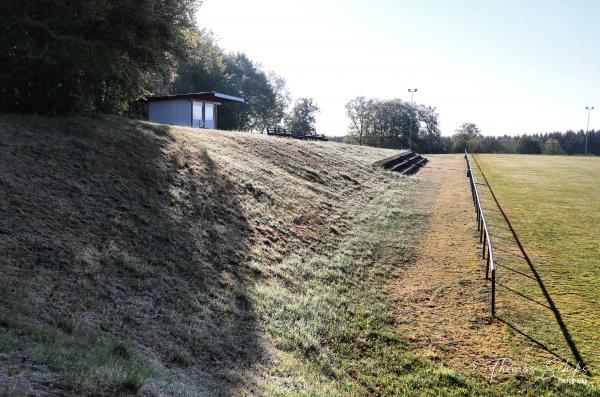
xmin=213 ymin=92 xmax=245 ymax=103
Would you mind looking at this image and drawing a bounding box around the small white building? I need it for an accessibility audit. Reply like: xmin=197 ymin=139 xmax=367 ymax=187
xmin=145 ymin=92 xmax=244 ymax=129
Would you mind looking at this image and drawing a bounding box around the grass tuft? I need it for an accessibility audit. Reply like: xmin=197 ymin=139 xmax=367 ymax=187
xmin=53 ymin=315 xmax=75 ymax=335
xmin=433 ymin=367 xmax=468 ymax=387
xmin=170 ymin=347 xmax=193 ymax=368
xmin=118 ymin=366 xmax=152 ymax=394
xmin=110 ymin=341 xmax=131 ymax=359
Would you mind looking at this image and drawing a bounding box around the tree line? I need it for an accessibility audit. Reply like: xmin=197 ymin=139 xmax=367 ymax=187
xmin=450 ymin=123 xmax=600 ymax=155
xmin=1 ymin=0 xmax=320 ymax=133
xmin=345 ymin=96 xmax=442 ymax=153
xmin=344 ymin=96 xmax=598 ymax=156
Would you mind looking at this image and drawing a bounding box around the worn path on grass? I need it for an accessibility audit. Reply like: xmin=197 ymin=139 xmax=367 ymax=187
xmin=389 ymin=155 xmax=551 ymax=378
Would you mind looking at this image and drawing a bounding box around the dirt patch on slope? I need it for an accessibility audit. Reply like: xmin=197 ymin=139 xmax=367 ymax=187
xmin=389 ymin=156 xmax=550 ymax=379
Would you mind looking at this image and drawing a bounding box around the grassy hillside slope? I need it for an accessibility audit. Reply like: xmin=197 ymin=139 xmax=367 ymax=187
xmin=0 ymin=114 xmax=412 ymax=395
xmin=0 ymin=115 xmax=597 ymax=396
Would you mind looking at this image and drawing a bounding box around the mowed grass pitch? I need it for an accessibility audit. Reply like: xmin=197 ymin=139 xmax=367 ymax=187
xmin=472 ymin=154 xmax=600 ymax=378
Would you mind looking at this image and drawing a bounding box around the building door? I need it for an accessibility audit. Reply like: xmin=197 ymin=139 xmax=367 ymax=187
xmin=192 ymin=101 xmax=204 ymax=128
xmin=204 ymin=103 xmax=214 ymax=129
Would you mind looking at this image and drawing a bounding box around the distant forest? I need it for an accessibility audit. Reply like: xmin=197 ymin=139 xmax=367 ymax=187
xmin=446 ymin=127 xmax=600 ymax=156
xmin=344 ymin=96 xmax=598 ymax=156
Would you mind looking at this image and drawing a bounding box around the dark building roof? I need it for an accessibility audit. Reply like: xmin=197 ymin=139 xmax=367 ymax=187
xmin=145 ymin=91 xmax=244 ymax=103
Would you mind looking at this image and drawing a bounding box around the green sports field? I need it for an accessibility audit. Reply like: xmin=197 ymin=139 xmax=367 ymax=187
xmin=471 ymin=154 xmax=600 ymax=380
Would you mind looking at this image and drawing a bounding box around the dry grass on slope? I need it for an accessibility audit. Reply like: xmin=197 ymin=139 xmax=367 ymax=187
xmin=1 ymin=115 xmax=597 ymax=396
xmin=0 ymin=114 xmax=400 ymax=396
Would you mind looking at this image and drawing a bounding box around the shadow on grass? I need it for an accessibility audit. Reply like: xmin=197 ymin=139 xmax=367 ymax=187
xmin=470 ymin=154 xmax=590 ymax=376
xmin=0 ymin=115 xmax=262 ymax=394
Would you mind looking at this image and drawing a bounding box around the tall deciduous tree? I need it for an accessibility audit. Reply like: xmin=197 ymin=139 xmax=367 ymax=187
xmin=0 ymin=0 xmax=201 ymax=114
xmin=543 ymin=138 xmax=564 ymax=154
xmin=266 ymin=71 xmax=291 ymax=128
xmin=418 ymin=105 xmax=442 ymax=153
xmin=346 ymin=97 xmax=370 ymax=145
xmin=344 ymin=96 xmax=440 ymax=151
xmin=286 ymin=98 xmax=320 ymax=135
xmin=452 ymin=123 xmax=483 ymax=152
xmin=173 ymin=39 xmax=286 ymax=132
xmin=172 ymin=30 xmax=228 ymax=95
xmin=221 ymin=53 xmax=277 ymax=131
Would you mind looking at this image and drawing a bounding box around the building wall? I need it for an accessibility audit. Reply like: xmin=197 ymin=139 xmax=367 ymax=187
xmin=148 ymin=99 xmax=191 ymax=127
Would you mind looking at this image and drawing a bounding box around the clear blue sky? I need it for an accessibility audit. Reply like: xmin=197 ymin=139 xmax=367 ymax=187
xmin=197 ymin=0 xmax=599 ymax=136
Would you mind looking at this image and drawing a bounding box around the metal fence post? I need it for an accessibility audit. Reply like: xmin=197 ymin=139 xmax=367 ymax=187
xmin=479 ymin=221 xmax=484 ymax=242
xmin=482 ymin=233 xmax=487 ymax=258
xmin=491 ymin=267 xmax=496 ymax=316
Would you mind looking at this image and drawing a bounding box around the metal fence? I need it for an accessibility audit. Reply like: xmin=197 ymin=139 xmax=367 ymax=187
xmin=464 ymin=150 xmax=496 ymax=316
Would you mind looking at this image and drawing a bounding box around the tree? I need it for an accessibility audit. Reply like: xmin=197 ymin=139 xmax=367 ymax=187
xmin=204 ymin=52 xmax=279 ymax=132
xmin=286 ymin=98 xmax=320 ymax=135
xmin=452 ymin=123 xmax=482 ymax=152
xmin=172 ymin=30 xmax=228 ymax=95
xmin=345 ymin=97 xmax=370 ymax=145
xmin=171 ymin=33 xmax=286 ymax=132
xmin=417 ymin=105 xmax=442 ymax=153
xmin=344 ymin=96 xmax=439 ymax=150
xmin=0 ymin=0 xmax=201 ymax=114
xmin=265 ymin=71 xmax=291 ymax=129
xmin=517 ymin=136 xmax=542 ymax=154
xmin=543 ymin=138 xmax=564 ymax=155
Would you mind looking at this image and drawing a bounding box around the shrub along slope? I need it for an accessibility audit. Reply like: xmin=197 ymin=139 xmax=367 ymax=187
xmin=0 ymin=115 xmax=597 ymax=396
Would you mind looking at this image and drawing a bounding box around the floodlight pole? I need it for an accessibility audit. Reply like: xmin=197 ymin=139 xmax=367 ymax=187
xmin=585 ymin=106 xmax=594 ymax=156
xmin=408 ymin=88 xmax=418 ymax=150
